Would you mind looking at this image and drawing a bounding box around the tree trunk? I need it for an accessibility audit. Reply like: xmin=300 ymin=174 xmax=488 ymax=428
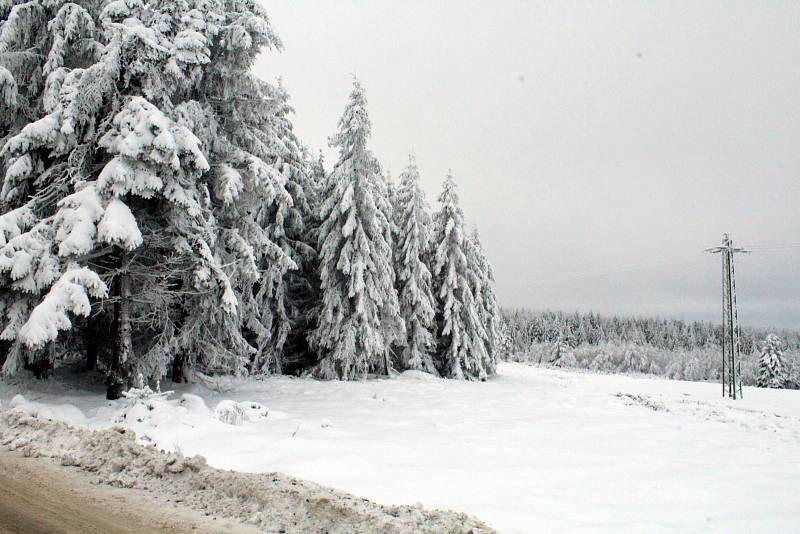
xmin=85 ymin=315 xmax=97 ymax=372
xmin=107 ymin=250 xmax=131 ymax=400
xmin=172 ymin=352 xmax=186 ymax=384
xmin=24 ymin=353 xmax=53 ymax=379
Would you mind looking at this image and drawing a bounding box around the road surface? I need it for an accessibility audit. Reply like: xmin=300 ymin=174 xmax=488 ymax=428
xmin=0 ymin=451 xmax=255 ymax=534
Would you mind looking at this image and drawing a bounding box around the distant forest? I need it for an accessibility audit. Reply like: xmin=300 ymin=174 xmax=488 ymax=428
xmin=502 ymin=309 xmax=800 ymax=388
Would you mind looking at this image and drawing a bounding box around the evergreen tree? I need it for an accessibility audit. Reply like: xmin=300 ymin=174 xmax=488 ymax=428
xmin=265 ymin=139 xmax=324 ymax=375
xmin=466 ymin=228 xmax=499 ymax=376
xmin=245 ymin=79 xmax=319 ymax=375
xmin=393 ymin=155 xmax=437 ymax=374
xmin=431 ymin=172 xmax=488 ymax=380
xmin=758 ymin=334 xmax=787 ymax=388
xmin=309 ymin=78 xmax=403 ymax=379
xmin=549 ymin=336 xmax=576 ymax=367
xmin=0 ymin=0 xmax=299 ymax=396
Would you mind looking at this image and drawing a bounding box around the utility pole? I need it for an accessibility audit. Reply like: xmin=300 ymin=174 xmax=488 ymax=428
xmin=706 ymin=234 xmax=749 ymax=399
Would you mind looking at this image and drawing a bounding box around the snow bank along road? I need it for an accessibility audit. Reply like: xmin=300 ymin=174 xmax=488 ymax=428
xmin=2 ymin=362 xmax=800 ymax=532
xmin=0 ymin=411 xmax=492 ymax=533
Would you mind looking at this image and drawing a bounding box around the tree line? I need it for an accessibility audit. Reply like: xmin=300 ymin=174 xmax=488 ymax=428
xmin=502 ymin=309 xmax=800 ymax=388
xmin=0 ymin=0 xmax=502 ymax=397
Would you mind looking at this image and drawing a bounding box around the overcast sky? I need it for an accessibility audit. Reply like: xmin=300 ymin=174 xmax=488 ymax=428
xmin=256 ymin=0 xmax=800 ymax=329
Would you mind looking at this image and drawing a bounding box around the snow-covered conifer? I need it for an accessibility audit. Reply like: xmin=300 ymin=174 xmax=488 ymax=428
xmin=393 ymin=156 xmax=437 ymax=374
xmin=758 ymin=334 xmax=787 ymax=388
xmin=249 ymin=80 xmax=320 ymax=374
xmin=550 ymin=337 xmax=576 ymax=367
xmin=431 ymin=173 xmax=488 ymax=380
xmin=0 ymin=0 xmax=301 ymax=396
xmin=309 ymin=78 xmax=403 ymax=379
xmin=466 ymin=229 xmax=499 ymax=376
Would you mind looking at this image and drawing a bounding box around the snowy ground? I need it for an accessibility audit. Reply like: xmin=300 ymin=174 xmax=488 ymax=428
xmin=2 ymin=362 xmax=799 ymax=533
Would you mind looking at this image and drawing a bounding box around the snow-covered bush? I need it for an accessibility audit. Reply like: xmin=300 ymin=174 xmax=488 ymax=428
xmin=213 ymin=400 xmax=269 ymax=425
xmin=214 ymin=400 xmax=249 ymax=426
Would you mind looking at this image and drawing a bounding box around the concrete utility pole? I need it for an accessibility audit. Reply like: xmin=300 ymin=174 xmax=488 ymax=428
xmin=706 ymin=234 xmax=749 ymax=399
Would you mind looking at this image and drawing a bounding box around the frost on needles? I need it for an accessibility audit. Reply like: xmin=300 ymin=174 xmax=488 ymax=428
xmin=0 ymin=3 xmax=502 ymax=392
xmin=758 ymin=334 xmax=787 ymax=389
xmin=309 ymin=78 xmax=404 ymax=380
xmin=0 ymin=0 xmax=315 ymax=396
xmin=432 ymin=173 xmax=496 ymax=380
xmin=393 ymin=156 xmax=437 ymax=374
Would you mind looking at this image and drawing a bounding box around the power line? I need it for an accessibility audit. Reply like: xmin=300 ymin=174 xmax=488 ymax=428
xmin=517 ymin=254 xmax=703 ymax=287
xmin=748 ymin=244 xmax=800 ymax=251
xmin=513 ymin=241 xmax=797 ymax=288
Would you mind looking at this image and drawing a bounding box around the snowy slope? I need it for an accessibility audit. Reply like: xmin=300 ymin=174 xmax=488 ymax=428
xmin=2 ymin=363 xmax=799 ymax=533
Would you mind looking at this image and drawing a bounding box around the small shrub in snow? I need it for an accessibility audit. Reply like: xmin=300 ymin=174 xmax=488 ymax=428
xmin=215 ymin=400 xmax=249 ymax=426
xmin=121 ymin=383 xmax=173 ymax=406
xmin=113 ymin=382 xmax=173 ymax=424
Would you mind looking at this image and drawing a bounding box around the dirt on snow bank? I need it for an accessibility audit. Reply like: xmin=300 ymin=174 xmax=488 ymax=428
xmin=0 ymin=411 xmax=494 ymax=533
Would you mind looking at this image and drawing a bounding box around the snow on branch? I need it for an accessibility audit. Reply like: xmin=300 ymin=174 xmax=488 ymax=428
xmin=97 ymin=198 xmax=143 ymax=251
xmin=0 ymin=65 xmax=18 ymax=107
xmin=18 ymin=267 xmax=108 ymax=348
xmin=0 ymin=207 xmax=35 ymax=247
xmin=53 ymin=184 xmax=104 ymax=257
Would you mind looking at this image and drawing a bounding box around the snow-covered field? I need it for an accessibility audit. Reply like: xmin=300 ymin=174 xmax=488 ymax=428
xmin=3 ymin=362 xmax=799 ymax=533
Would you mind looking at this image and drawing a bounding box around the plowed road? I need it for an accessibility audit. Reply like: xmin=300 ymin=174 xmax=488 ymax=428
xmin=0 ymin=452 xmax=252 ymax=534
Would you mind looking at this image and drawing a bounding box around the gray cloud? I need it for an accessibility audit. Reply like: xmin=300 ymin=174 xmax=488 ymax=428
xmin=257 ymin=0 xmax=800 ymax=329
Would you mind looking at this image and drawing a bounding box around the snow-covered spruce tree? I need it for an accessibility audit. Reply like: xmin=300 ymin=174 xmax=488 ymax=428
xmin=549 ymin=337 xmax=575 ymax=367
xmin=758 ymin=334 xmax=787 ymax=388
xmin=431 ymin=173 xmax=489 ymax=380
xmin=152 ymin=0 xmax=304 ymax=381
xmin=0 ymin=0 xmax=141 ymax=384
xmin=0 ymin=0 xmax=299 ymax=396
xmin=466 ymin=228 xmax=499 ymax=376
xmin=384 ymin=168 xmax=399 ymax=248
xmin=496 ymin=319 xmax=513 ymax=361
xmin=250 ymin=80 xmax=321 ymax=375
xmin=309 ymin=78 xmax=403 ymax=379
xmin=0 ymin=0 xmax=104 ymax=146
xmin=393 ymin=155 xmax=437 ymax=374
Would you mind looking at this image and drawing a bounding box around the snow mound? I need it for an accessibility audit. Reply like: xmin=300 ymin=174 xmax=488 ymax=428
xmin=0 ymin=411 xmax=494 ymax=533
xmin=8 ymin=394 xmax=88 ymax=426
xmin=178 ymin=393 xmax=213 ymax=416
xmin=399 ymin=370 xmax=439 ymax=381
xmin=106 ymin=384 xmax=228 ymax=447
